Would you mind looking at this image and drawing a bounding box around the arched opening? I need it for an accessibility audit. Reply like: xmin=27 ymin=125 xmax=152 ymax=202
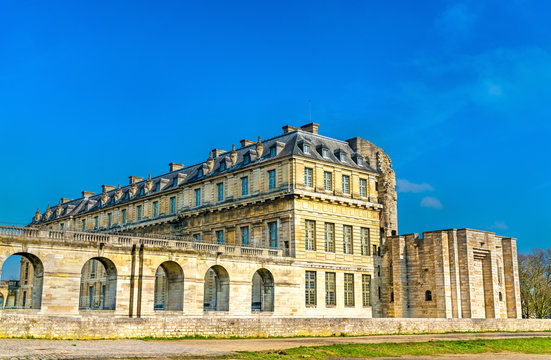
xmin=79 ymin=257 xmax=117 ymax=310
xmin=251 ymin=268 xmax=274 ymax=312
xmin=0 ymin=253 xmax=44 ymax=309
xmin=154 ymin=261 xmax=184 ymax=311
xmin=203 ymin=265 xmax=229 ymax=311
xmin=425 ymin=290 xmax=432 ymax=301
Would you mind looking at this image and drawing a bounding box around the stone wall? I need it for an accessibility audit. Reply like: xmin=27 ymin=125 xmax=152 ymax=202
xmin=0 ymin=313 xmax=550 ymax=339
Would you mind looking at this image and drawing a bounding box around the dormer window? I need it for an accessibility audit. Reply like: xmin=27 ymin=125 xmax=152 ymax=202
xmin=340 ymin=153 xmax=346 ymax=162
xmin=173 ymin=177 xmax=178 ymax=187
xmin=303 ymin=144 xmax=311 ymax=154
xmin=322 ymin=148 xmax=329 ymax=158
xmin=220 ymin=161 xmax=226 ymax=171
xmin=357 ymin=157 xmax=363 ymax=166
xmin=270 ymin=146 xmax=276 ymax=157
xmin=244 ymin=154 xmax=251 ymax=164
xmin=197 ymin=168 xmax=203 ymax=177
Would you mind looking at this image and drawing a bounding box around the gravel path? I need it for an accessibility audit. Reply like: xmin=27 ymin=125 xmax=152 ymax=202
xmin=1 ymin=332 xmax=550 ymax=359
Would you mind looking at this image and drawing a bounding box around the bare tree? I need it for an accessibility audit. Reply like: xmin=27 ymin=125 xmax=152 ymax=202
xmin=519 ymin=248 xmax=551 ymax=318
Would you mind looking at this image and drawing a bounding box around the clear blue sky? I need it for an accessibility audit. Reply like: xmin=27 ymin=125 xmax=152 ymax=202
xmin=0 ymin=0 xmax=549 ymax=274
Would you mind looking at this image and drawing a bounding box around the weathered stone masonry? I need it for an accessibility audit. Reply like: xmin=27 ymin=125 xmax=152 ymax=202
xmin=0 ymin=123 xmax=525 ymax=338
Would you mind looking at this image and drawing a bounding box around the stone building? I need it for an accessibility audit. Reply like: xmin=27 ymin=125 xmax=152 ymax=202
xmin=4 ymin=123 xmax=520 ymax=319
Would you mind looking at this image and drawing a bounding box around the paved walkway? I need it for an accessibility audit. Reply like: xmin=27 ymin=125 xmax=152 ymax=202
xmin=1 ymin=332 xmax=551 ymax=359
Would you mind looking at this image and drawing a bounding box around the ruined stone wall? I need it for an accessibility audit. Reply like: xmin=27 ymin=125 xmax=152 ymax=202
xmin=383 ymin=229 xmax=522 ymax=319
xmin=0 ymin=313 xmax=549 ymax=339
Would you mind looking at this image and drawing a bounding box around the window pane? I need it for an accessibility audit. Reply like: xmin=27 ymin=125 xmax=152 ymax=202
xmin=361 ymin=228 xmax=370 ymax=255
xmin=304 ymin=168 xmax=313 ymax=187
xmin=342 ymin=175 xmax=350 ymax=194
xmin=268 ymin=170 xmax=276 ymax=190
xmin=305 ymin=220 xmax=316 ymax=251
xmin=241 ymin=226 xmax=249 ymax=246
xmin=324 ymin=223 xmax=334 ymax=252
xmin=305 ymin=271 xmax=316 ymax=306
xmin=268 ymin=221 xmax=278 ymax=248
xmin=242 ymin=177 xmax=248 ymax=196
xmin=344 ymin=273 xmax=355 ymax=307
xmin=324 ymin=171 xmax=332 ymax=191
xmin=325 ymin=272 xmax=336 ymax=306
xmin=343 ymin=225 xmax=353 ymax=254
xmin=362 ymin=274 xmax=371 ymax=307
xmin=360 ymin=179 xmax=367 ymax=197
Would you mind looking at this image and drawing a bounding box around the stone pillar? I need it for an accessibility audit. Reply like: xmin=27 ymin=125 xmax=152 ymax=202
xmin=447 ymin=230 xmax=462 ymax=318
xmin=502 ymin=237 xmax=522 ymax=318
xmin=431 ymin=232 xmax=453 ymax=318
xmin=391 ymin=236 xmax=408 ymax=317
xmin=456 ymin=230 xmax=473 ymax=318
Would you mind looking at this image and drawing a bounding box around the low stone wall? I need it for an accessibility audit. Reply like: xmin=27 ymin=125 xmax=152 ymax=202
xmin=1 ymin=314 xmax=551 ymax=339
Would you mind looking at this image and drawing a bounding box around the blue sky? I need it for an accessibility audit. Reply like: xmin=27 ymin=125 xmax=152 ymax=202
xmin=0 ymin=0 xmax=550 ymax=278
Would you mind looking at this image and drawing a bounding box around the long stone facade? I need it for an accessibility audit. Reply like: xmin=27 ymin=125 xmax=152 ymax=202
xmin=0 ymin=123 xmax=521 ymax=331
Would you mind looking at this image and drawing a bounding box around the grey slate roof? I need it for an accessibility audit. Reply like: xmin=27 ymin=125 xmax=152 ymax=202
xmin=35 ymin=130 xmax=378 ymax=223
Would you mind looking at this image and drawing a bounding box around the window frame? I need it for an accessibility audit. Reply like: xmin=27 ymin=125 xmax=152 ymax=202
xmin=361 ymin=227 xmax=370 ymax=256
xmin=241 ymin=176 xmax=249 ymax=196
xmin=323 ymin=171 xmax=332 ymax=191
xmin=343 ymin=225 xmax=353 ymax=254
xmin=324 ymin=222 xmax=335 ymax=253
xmin=362 ymin=274 xmax=371 ymax=307
xmin=305 ymin=271 xmax=317 ymax=307
xmin=344 ymin=273 xmax=355 ymax=307
xmin=325 ymin=272 xmax=336 ymax=306
xmin=359 ymin=178 xmax=367 ymax=197
xmin=342 ymin=175 xmax=350 ymax=194
xmin=268 ymin=169 xmax=276 ymax=190
xmin=304 ymin=167 xmax=313 ymax=187
xmin=305 ymin=220 xmax=316 ymax=251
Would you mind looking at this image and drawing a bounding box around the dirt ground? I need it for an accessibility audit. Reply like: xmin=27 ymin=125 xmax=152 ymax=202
xmin=1 ymin=332 xmax=551 ymax=359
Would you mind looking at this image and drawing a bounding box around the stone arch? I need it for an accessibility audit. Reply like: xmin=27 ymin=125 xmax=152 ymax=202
xmin=251 ymin=268 xmax=274 ymax=312
xmin=203 ymin=265 xmax=229 ymax=311
xmin=79 ymin=257 xmax=117 ymax=310
xmin=0 ymin=252 xmax=44 ymax=309
xmin=154 ymin=261 xmax=184 ymax=311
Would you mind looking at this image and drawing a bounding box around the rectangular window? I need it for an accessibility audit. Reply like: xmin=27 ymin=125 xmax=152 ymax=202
xmin=361 ymin=228 xmax=370 ymax=256
xmin=220 ymin=162 xmax=226 ymax=171
xmin=342 ymin=175 xmax=350 ymax=194
xmin=82 ymin=219 xmax=86 ymax=231
xmin=360 ymin=178 xmax=367 ymax=197
xmin=195 ymin=188 xmax=201 ymax=206
xmin=344 ymin=273 xmax=355 ymax=307
xmin=153 ymin=201 xmax=158 ymax=217
xmin=305 ymin=220 xmax=316 ymax=251
xmin=343 ymin=225 xmax=353 ymax=254
xmin=216 ymin=230 xmax=224 ymax=244
xmin=323 ymin=171 xmax=332 ymax=191
xmin=241 ymin=176 xmax=248 ymax=196
xmin=270 ymin=146 xmax=276 ymax=157
xmin=241 ymin=226 xmax=249 ymax=246
xmin=137 ymin=205 xmax=142 ymax=220
xmin=325 ymin=272 xmax=336 ymax=306
xmin=94 ymin=216 xmax=98 ymax=229
xmin=305 ymin=271 xmax=317 ymax=306
xmin=303 ymin=144 xmax=311 ymax=154
xmin=268 ymin=170 xmax=276 ymax=190
xmin=217 ymin=183 xmax=224 ymax=202
xmin=324 ymin=223 xmax=335 ymax=252
xmin=362 ymin=274 xmax=372 ymax=307
xmin=304 ymin=167 xmax=313 ymax=187
xmin=322 ymin=148 xmax=329 ymax=158
xmin=122 ymin=209 xmax=127 ymax=224
xmin=243 ymin=154 xmax=250 ymax=164
xmin=108 ymin=213 xmax=112 ymax=228
xmin=193 ymin=233 xmax=201 ymax=242
xmin=170 ymin=197 xmax=176 ymax=214
xmin=60 ymin=223 xmax=64 ymax=230
xmin=268 ymin=221 xmax=278 ymax=248
xmin=340 ymin=153 xmax=346 ymax=162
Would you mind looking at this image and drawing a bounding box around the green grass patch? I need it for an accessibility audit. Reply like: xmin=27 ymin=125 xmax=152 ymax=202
xmin=222 ymin=337 xmax=551 ymax=359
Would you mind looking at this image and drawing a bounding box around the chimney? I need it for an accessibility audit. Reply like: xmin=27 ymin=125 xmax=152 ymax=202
xmin=129 ymin=176 xmax=144 ymax=184
xmin=169 ymin=163 xmax=184 ymax=171
xmin=282 ymin=125 xmax=298 ymax=134
xmin=82 ymin=191 xmax=94 ymax=199
xmin=60 ymin=198 xmax=73 ymax=204
xmin=211 ymin=149 xmax=227 ymax=158
xmin=300 ymin=122 xmax=319 ymax=134
xmin=102 ymin=185 xmax=116 ymax=193
xmin=240 ymin=139 xmax=255 ymax=147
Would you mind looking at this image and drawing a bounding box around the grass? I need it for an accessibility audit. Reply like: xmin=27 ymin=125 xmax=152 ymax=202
xmin=214 ymin=337 xmax=551 ymax=359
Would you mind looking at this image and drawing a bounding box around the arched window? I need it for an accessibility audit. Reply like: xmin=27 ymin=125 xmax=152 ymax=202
xmin=79 ymin=257 xmax=117 ymax=310
xmin=204 ymin=266 xmax=229 ymax=311
xmin=0 ymin=253 xmax=44 ymax=309
xmin=252 ymin=269 xmax=274 ymax=312
xmin=154 ymin=261 xmax=184 ymax=311
xmin=425 ymin=290 xmax=432 ymax=301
